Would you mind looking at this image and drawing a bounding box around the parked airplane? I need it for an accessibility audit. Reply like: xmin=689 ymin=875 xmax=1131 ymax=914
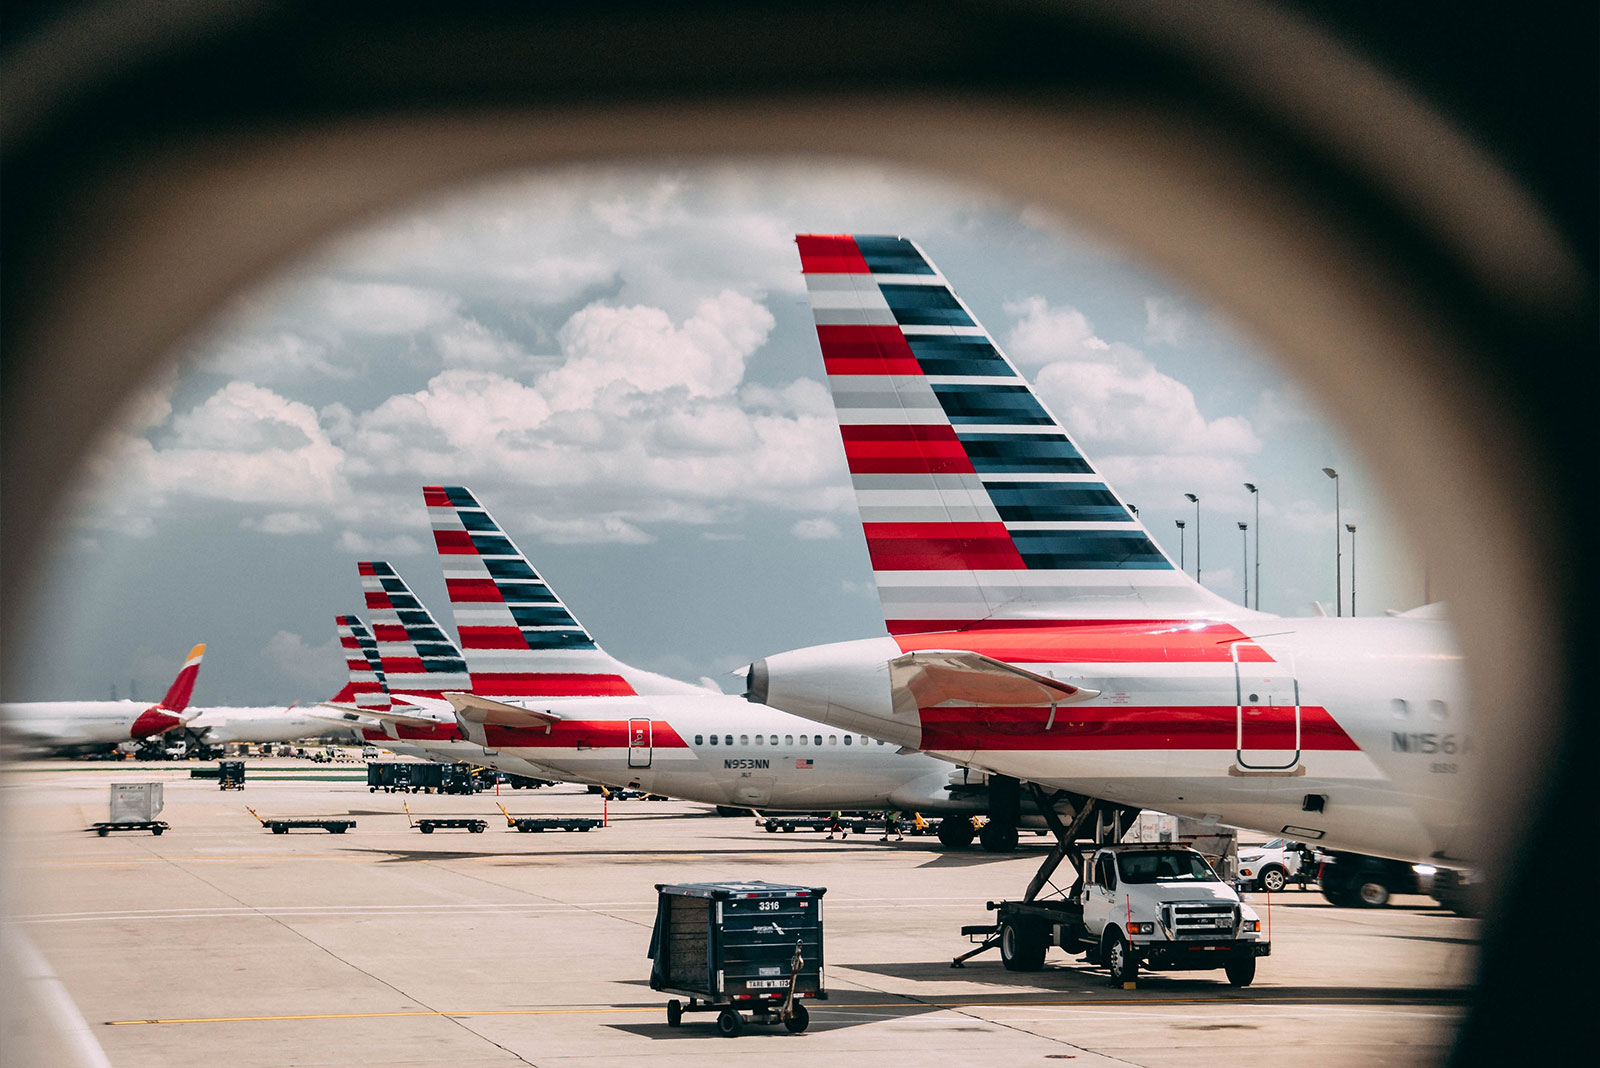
xmin=419 ymin=486 xmax=1014 ymax=834
xmin=746 ymin=234 xmax=1471 ymax=863
xmin=1 ymin=643 xmax=207 ymax=754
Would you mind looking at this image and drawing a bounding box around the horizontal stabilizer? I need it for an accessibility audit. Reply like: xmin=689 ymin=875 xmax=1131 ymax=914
xmin=889 ymin=650 xmax=1100 ymax=708
xmin=443 ymin=692 xmax=563 ymax=729
xmin=317 ymin=701 xmax=450 ymax=730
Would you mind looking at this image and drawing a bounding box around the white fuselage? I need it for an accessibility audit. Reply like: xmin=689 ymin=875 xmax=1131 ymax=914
xmin=186 ymin=706 xmax=361 ymax=745
xmin=0 ymin=700 xmax=188 ymax=751
xmin=453 ymin=692 xmax=987 ymax=813
xmin=753 ymin=614 xmax=1471 ymax=862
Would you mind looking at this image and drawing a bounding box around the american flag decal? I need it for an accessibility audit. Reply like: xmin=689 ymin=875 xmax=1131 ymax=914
xmin=795 ymin=758 xmax=814 ymax=769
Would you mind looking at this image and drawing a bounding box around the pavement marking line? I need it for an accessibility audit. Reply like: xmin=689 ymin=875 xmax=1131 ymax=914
xmin=108 ymin=994 xmax=1464 ymax=1027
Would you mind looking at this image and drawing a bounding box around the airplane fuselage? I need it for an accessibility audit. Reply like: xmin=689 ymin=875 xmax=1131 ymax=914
xmin=1 ymin=700 xmax=187 ymax=751
xmin=454 ymin=692 xmax=987 ymax=814
xmin=752 ymin=614 xmax=1470 ymax=862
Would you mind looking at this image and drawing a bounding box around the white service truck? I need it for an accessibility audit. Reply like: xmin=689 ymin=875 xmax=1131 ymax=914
xmin=978 ymin=843 xmax=1270 ymax=986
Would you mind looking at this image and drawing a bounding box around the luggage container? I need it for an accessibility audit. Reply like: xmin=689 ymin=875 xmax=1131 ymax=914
xmin=648 ymin=880 xmax=825 ymax=1036
xmin=217 ymin=760 xmax=246 ymax=790
xmin=91 ymin=782 xmax=168 ymax=836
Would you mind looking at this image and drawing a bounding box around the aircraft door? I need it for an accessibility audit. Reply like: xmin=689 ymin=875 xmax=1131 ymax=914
xmin=627 ymin=718 xmax=652 ymax=768
xmin=1233 ymin=643 xmax=1301 ymax=772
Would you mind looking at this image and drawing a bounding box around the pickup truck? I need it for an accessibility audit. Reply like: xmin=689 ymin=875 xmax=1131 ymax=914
xmin=981 ymin=843 xmax=1269 ymax=986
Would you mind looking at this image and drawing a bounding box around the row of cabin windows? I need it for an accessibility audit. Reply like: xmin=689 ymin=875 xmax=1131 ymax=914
xmin=1390 ymin=698 xmax=1452 ymax=720
xmin=693 ymin=733 xmax=888 ymax=747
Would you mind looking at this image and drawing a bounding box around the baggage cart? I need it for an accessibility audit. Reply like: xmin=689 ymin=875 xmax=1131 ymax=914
xmin=404 ymin=802 xmax=486 ymax=833
xmin=91 ymin=782 xmax=169 ymax=836
xmin=496 ymin=804 xmax=602 ymax=833
xmin=648 ymin=880 xmax=826 ymax=1036
xmin=246 ymin=807 xmax=355 ymax=834
xmin=217 ymin=760 xmax=246 ymax=790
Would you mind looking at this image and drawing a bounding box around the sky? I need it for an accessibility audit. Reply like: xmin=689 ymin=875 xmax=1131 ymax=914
xmin=9 ymin=161 xmax=1429 ymax=704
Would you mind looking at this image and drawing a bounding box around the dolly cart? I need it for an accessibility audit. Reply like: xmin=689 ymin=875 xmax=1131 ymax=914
xmin=246 ymin=807 xmax=355 ymax=834
xmin=218 ymin=760 xmax=246 ymax=790
xmin=496 ymin=803 xmax=602 ymax=833
xmin=648 ymin=880 xmax=825 ymax=1036
xmin=90 ymin=782 xmax=168 ymax=836
xmin=404 ymin=801 xmax=486 ymax=833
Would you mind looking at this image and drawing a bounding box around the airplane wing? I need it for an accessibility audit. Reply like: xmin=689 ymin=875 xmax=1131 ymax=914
xmin=888 ymin=650 xmax=1100 ymax=708
xmin=442 ymin=692 xmax=563 ymax=730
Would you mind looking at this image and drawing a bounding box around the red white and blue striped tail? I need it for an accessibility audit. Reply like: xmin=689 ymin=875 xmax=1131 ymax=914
xmin=158 ymin=643 xmax=206 ymax=711
xmin=359 ymin=561 xmax=475 ymax=701
xmin=424 ymin=486 xmax=705 ymax=698
xmin=333 ymin=614 xmax=391 ymax=712
xmin=797 ymin=234 xmax=1247 ymax=634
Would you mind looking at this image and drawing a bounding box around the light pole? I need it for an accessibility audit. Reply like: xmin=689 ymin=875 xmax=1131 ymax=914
xmin=1175 ymin=519 xmax=1186 ymax=571
xmin=1238 ymin=521 xmax=1249 ymax=606
xmin=1322 ymin=467 xmax=1341 ymax=616
xmin=1243 ymin=482 xmax=1260 ymax=610
xmin=1346 ymin=523 xmax=1357 ymax=616
xmin=1184 ymin=493 xmax=1200 ymax=583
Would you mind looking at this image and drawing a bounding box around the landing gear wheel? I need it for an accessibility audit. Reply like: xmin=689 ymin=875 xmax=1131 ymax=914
xmin=937 ymin=817 xmax=976 ymax=849
xmin=1225 ymin=953 xmax=1256 ymax=987
xmin=978 ymin=821 xmax=1019 ymax=854
xmin=715 ymin=1008 xmax=742 ymax=1037
xmin=1104 ymin=931 xmax=1138 ymax=986
xmin=999 ymin=920 xmax=1047 ymax=971
xmin=783 ymin=1002 xmax=809 ymax=1033
xmin=665 ymin=999 xmax=683 ymax=1027
xmin=1260 ymin=866 xmax=1287 ymax=893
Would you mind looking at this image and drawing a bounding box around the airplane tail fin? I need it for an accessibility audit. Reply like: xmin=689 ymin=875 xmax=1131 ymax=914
xmin=359 ymin=561 xmax=475 ymax=700
xmin=424 ymin=485 xmax=702 ymax=698
xmin=158 ymin=644 xmax=206 ymax=711
xmin=334 ymin=615 xmax=391 ymax=711
xmin=796 ymin=233 xmax=1246 ymax=633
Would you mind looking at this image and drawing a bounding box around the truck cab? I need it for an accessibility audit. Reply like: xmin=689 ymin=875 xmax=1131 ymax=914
xmin=990 ymin=843 xmax=1269 ymax=987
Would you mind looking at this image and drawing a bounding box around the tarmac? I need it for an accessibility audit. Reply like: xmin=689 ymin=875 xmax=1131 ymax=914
xmin=2 ymin=757 xmax=1479 ymax=1067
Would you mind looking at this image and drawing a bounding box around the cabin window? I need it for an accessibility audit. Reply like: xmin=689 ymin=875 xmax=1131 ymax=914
xmin=709 ymin=734 xmax=718 ymax=745
xmin=877 ymin=739 xmax=886 ymax=745
xmin=770 ymin=735 xmax=779 ymax=745
xmin=695 ymin=734 xmax=703 ymax=745
xmin=725 ymin=735 xmax=733 ymax=746
xmin=814 ymin=735 xmax=822 ymax=746
xmin=1428 ymin=700 xmax=1449 ymax=721
xmin=1391 ymin=698 xmax=1409 ymax=718
xmin=843 ymin=735 xmax=852 ymax=745
xmin=828 ymin=735 xmax=837 ymax=745
xmin=784 ymin=735 xmax=793 ymax=746
xmin=798 ymin=734 xmax=808 ymax=745
xmin=755 ymin=734 xmax=764 ymax=746
xmin=739 ymin=735 xmax=749 ymax=746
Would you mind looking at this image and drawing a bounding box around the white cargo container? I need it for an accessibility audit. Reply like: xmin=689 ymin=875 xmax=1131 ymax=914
xmin=109 ymin=782 xmax=164 ymax=823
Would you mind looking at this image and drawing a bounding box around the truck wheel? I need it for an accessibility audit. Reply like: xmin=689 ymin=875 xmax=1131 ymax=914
xmin=1355 ymin=878 xmax=1391 ymax=907
xmin=1104 ymin=931 xmax=1138 ymax=986
xmin=1260 ymin=866 xmax=1287 ymax=893
xmin=783 ymin=1002 xmax=809 ymax=1033
xmin=273 ymin=825 xmax=287 ymax=834
xmin=1225 ymin=953 xmax=1257 ymax=987
xmin=999 ymin=919 xmax=1047 ymax=971
xmin=716 ymin=1008 xmax=742 ymax=1037
xmin=666 ymin=999 xmax=683 ymax=1027
xmin=151 ymin=826 xmax=164 ymax=836
xmin=470 ymin=824 xmax=484 ymax=833
xmin=978 ymin=821 xmax=1019 ymax=854
xmin=420 ymin=824 xmax=433 ymax=833
xmin=937 ymin=817 xmax=976 ymax=849
xmin=97 ymin=827 xmax=109 ymax=837
xmin=766 ymin=824 xmax=779 ymax=833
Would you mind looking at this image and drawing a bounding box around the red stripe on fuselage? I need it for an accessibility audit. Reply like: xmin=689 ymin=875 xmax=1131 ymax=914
xmin=482 ymin=720 xmax=688 ymax=750
xmin=918 ymin=704 xmax=1357 ymax=752
xmin=892 ymin=620 xmax=1273 ymax=663
xmin=796 ymin=235 xmax=869 ymax=274
xmin=470 ymin=673 xmax=637 ymax=697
